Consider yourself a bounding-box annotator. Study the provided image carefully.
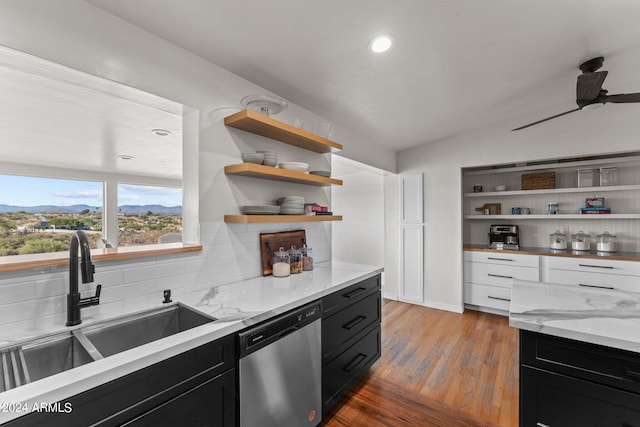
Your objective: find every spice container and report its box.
[272,247,290,277]
[571,231,591,251]
[596,231,616,252]
[302,244,314,271]
[549,230,567,250]
[548,202,559,215]
[289,246,303,274]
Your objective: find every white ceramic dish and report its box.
[241,205,281,215]
[279,162,309,172]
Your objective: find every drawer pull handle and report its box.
[343,287,366,298]
[343,353,367,373]
[625,367,640,382]
[536,423,551,427]
[578,263,614,269]
[487,257,514,262]
[488,296,511,302]
[487,273,513,279]
[343,315,367,330]
[578,283,614,290]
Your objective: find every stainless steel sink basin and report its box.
[81,304,215,357]
[22,332,95,382]
[0,304,216,391]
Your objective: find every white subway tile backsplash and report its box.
[0,221,332,330]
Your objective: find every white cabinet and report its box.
[546,256,640,293]
[399,173,425,304]
[464,251,540,314]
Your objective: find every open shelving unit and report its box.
[465,214,640,220]
[223,109,343,223]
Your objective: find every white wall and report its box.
[397,102,640,311]
[331,156,387,289]
[0,0,394,329]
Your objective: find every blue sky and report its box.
[0,175,182,207]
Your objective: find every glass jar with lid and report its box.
[571,231,591,251]
[272,247,290,277]
[549,230,567,250]
[301,244,314,271]
[289,245,303,274]
[596,231,616,252]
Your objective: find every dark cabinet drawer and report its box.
[322,291,380,362]
[322,324,381,412]
[521,330,640,394]
[323,274,380,316]
[521,365,640,427]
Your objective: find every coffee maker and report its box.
[489,224,520,250]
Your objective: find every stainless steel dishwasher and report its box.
[238,301,322,427]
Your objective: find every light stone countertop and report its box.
[0,260,383,423]
[509,279,640,353]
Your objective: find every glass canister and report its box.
[599,167,617,186]
[272,246,290,277]
[302,244,314,271]
[289,245,303,274]
[596,232,616,252]
[549,230,567,250]
[571,231,591,251]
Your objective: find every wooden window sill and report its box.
[0,243,203,273]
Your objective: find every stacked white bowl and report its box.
[277,196,305,215]
[257,150,278,167]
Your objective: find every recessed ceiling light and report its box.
[117,154,135,160]
[368,34,395,54]
[151,128,172,137]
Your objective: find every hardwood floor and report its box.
[321,300,519,426]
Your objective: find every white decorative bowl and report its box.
[279,162,309,172]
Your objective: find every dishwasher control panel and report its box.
[238,301,322,357]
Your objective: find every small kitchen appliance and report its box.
[489,224,520,250]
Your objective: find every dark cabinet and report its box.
[321,274,381,414]
[520,330,640,427]
[6,334,236,427]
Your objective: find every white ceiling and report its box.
[0,45,183,179]
[85,0,640,152]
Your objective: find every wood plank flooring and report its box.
[320,300,519,426]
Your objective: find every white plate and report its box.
[279,162,309,172]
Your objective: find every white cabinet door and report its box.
[399,224,424,303]
[399,173,423,224]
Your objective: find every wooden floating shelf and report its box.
[224,215,343,224]
[224,163,342,186]
[224,109,343,153]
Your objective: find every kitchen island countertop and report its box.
[0,260,382,423]
[509,279,640,353]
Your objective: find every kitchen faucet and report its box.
[66,230,101,326]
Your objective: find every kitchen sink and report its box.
[0,304,216,392]
[81,304,215,357]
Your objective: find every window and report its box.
[0,175,184,256]
[0,175,103,256]
[117,184,182,247]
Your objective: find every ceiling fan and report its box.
[512,56,640,131]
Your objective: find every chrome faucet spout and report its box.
[66,230,101,326]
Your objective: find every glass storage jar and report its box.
[272,247,290,277]
[596,231,616,252]
[289,246,303,274]
[301,244,314,271]
[599,167,617,186]
[571,231,591,251]
[549,230,567,250]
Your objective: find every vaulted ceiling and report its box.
[86,0,640,151]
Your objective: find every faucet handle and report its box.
[94,284,102,300]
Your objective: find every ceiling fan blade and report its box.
[601,92,640,103]
[511,108,581,131]
[577,71,608,101]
